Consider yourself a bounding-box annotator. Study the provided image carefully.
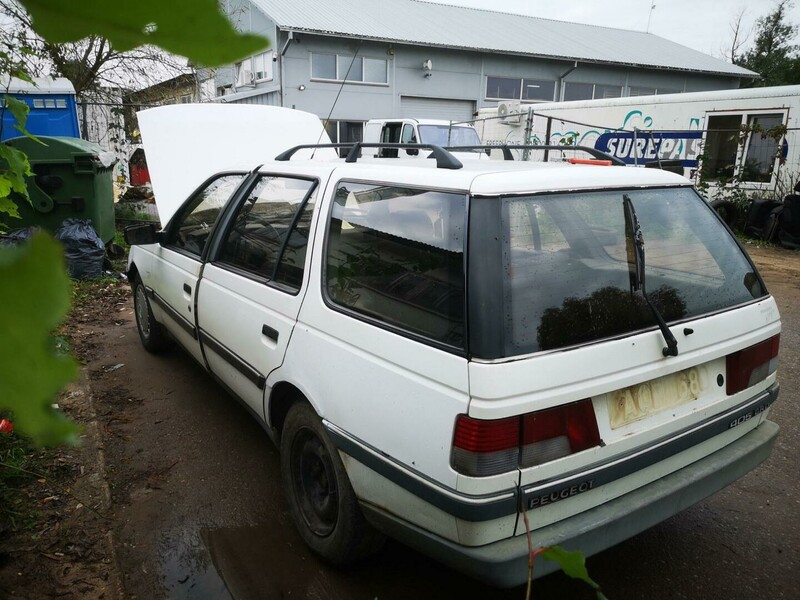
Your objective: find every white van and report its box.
[363,118,481,157]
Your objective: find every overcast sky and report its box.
[432,0,800,59]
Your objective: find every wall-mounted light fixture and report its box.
[423,59,432,78]
[298,84,306,91]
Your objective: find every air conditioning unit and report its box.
[236,68,255,88]
[497,101,523,126]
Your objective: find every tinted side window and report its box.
[326,183,466,348]
[168,174,245,257]
[217,175,316,290]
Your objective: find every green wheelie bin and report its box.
[1,136,116,244]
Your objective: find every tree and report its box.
[0,0,189,100]
[735,0,800,86]
[0,0,268,445]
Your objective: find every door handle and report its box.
[183,283,192,295]
[262,324,279,342]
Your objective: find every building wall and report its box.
[217,0,743,120]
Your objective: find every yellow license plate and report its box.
[609,367,701,429]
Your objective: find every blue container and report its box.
[2,77,80,140]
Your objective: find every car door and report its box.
[146,173,248,365]
[196,174,319,420]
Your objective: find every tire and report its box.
[281,402,384,565]
[133,279,169,353]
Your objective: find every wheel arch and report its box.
[267,380,316,442]
[127,261,140,286]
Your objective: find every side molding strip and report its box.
[148,289,197,339]
[325,424,518,522]
[199,329,266,390]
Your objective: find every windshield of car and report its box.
[418,125,480,147]
[468,187,766,359]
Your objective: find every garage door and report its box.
[399,97,476,122]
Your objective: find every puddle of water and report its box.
[160,530,232,599]
[160,522,518,600]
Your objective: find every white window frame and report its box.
[561,82,622,102]
[310,53,388,86]
[702,109,788,188]
[485,76,556,102]
[235,51,274,87]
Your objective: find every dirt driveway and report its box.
[8,244,800,599]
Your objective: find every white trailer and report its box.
[475,86,800,198]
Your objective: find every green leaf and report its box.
[0,144,32,201]
[0,192,20,218]
[0,234,79,445]
[20,0,270,67]
[4,95,39,141]
[541,546,600,590]
[6,96,29,125]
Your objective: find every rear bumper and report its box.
[361,418,779,589]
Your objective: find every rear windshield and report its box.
[468,187,766,359]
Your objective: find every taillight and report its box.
[726,335,780,395]
[452,415,519,477]
[452,400,601,477]
[522,400,601,467]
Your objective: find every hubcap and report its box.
[135,286,151,339]
[292,428,338,536]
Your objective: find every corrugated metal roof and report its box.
[251,0,756,78]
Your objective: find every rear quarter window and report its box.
[324,182,467,349]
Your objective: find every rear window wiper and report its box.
[623,194,679,357]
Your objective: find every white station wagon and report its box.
[125,106,780,588]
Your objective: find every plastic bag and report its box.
[55,218,105,280]
[0,226,41,247]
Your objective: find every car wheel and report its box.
[133,279,168,353]
[281,401,384,565]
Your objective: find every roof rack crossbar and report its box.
[445,144,625,166]
[275,143,463,170]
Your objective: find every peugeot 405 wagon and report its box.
[125,117,779,588]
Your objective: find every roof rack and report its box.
[444,144,625,166]
[274,142,463,170]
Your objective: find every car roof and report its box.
[255,156,691,196]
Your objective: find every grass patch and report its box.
[0,428,55,533]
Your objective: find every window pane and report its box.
[743,114,783,183]
[595,85,622,99]
[563,82,593,101]
[338,55,363,81]
[656,88,681,95]
[170,175,245,256]
[253,52,272,81]
[703,115,742,180]
[364,58,387,83]
[401,124,417,143]
[486,76,521,99]
[219,176,316,287]
[338,121,363,157]
[324,120,338,143]
[522,79,555,101]
[629,86,656,97]
[418,125,481,146]
[312,53,336,79]
[470,187,763,358]
[326,183,467,347]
